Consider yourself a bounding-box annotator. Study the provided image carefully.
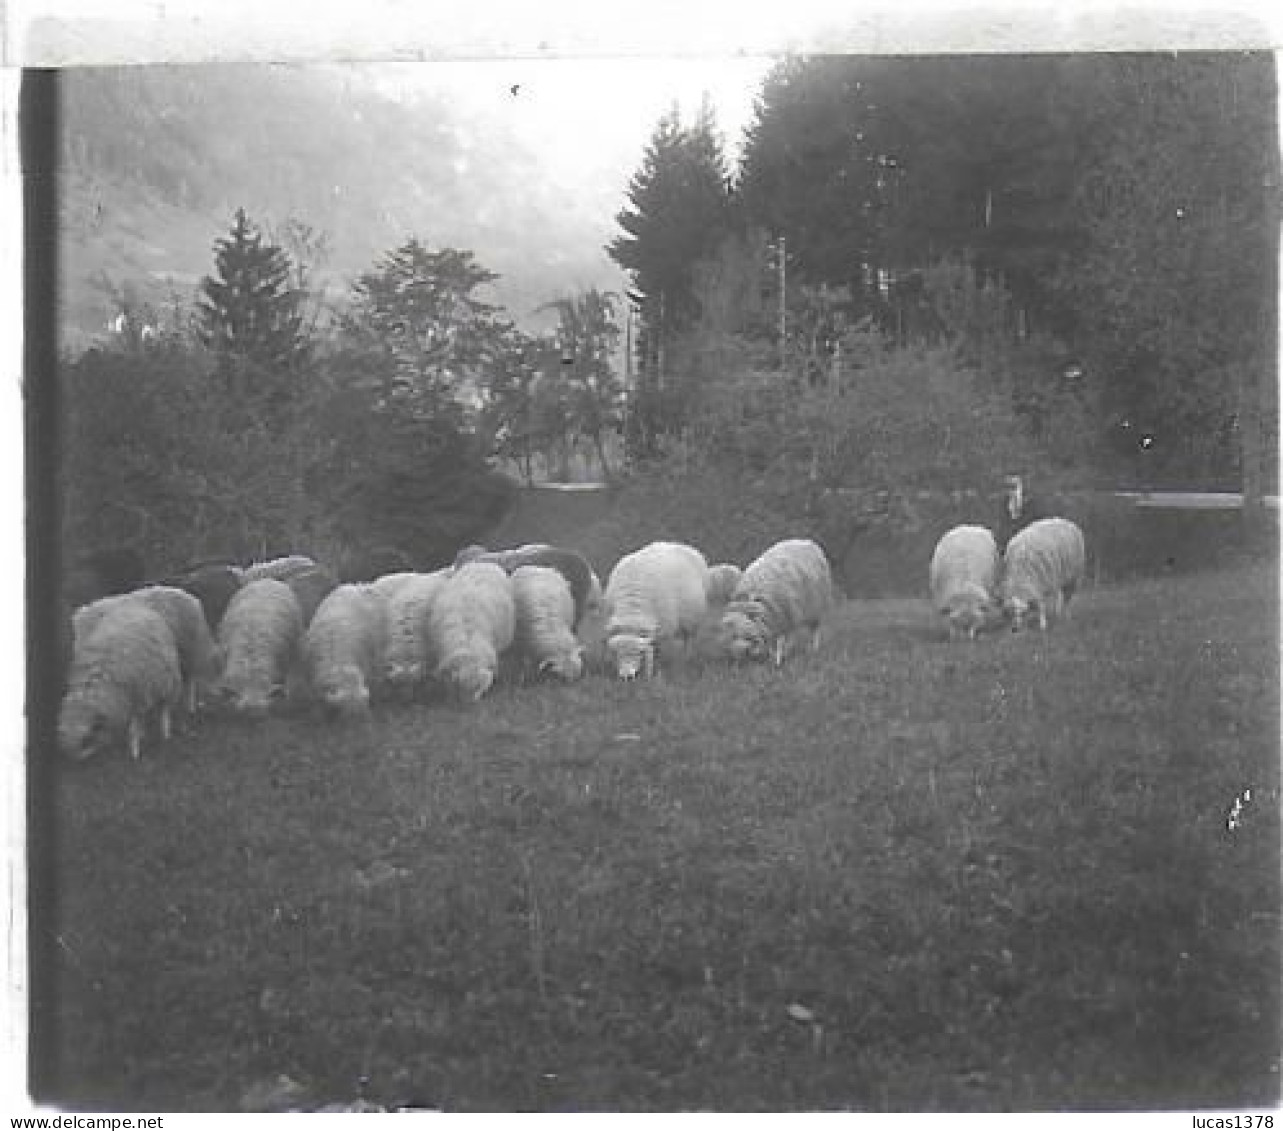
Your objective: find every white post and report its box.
[778,236,787,372]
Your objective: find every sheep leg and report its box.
[158,702,173,740]
[772,636,786,667]
[643,642,655,680]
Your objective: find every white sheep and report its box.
[603,541,709,680]
[999,517,1086,632]
[240,554,318,584]
[382,569,452,693]
[367,572,421,602]
[426,562,516,702]
[215,578,306,716]
[74,585,220,713]
[452,544,490,568]
[512,565,585,681]
[720,538,834,666]
[705,562,743,606]
[302,584,390,716]
[60,601,182,761]
[929,525,1002,642]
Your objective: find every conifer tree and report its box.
[608,100,733,451]
[197,208,308,375]
[610,104,732,340]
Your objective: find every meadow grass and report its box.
[38,560,1279,1111]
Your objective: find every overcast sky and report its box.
[371,55,774,167]
[363,55,776,257]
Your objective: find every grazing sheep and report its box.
[159,562,243,633]
[216,578,306,717]
[59,601,182,761]
[929,525,1002,642]
[302,584,390,716]
[283,564,340,627]
[720,538,834,666]
[74,586,220,713]
[999,517,1086,632]
[240,554,318,584]
[512,565,585,681]
[427,562,515,702]
[452,544,490,568]
[368,572,421,602]
[705,562,743,606]
[470,545,603,630]
[603,541,709,680]
[382,569,452,693]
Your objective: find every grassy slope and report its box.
[41,561,1279,1111]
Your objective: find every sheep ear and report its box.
[538,658,556,675]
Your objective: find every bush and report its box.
[59,335,516,588]
[683,328,1042,495]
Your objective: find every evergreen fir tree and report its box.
[608,101,733,452]
[609,102,732,345]
[197,208,308,374]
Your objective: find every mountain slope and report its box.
[57,64,626,349]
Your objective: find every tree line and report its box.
[62,208,624,578]
[608,52,1279,500]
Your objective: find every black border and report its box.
[24,67,62,1102]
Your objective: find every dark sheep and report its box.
[158,563,244,634]
[468,545,601,631]
[282,565,340,628]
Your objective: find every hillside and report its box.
[56,64,626,350]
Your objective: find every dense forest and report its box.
[610,52,1279,499]
[56,53,1279,590]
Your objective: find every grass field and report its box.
[35,559,1280,1111]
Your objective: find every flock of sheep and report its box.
[57,516,1085,763]
[931,516,1086,640]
